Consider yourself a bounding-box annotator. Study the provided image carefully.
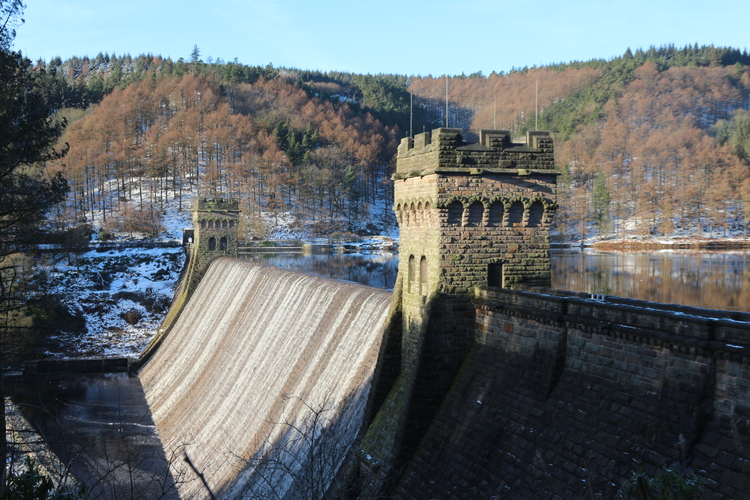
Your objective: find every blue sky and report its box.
[12,0,750,76]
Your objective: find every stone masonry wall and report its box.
[394,287,750,499]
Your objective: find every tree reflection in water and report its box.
[552,249,750,312]
[240,253,399,290]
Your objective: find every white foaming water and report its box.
[140,259,391,499]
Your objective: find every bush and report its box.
[17,297,86,335]
[1,457,87,500]
[120,309,142,325]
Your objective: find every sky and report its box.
[11,0,750,76]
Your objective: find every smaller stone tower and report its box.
[190,198,240,287]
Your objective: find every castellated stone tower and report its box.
[394,127,557,298]
[358,128,558,495]
[190,198,240,290]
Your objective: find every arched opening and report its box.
[488,202,504,227]
[509,201,525,227]
[488,263,504,288]
[208,237,216,251]
[229,220,234,228]
[408,255,415,293]
[219,237,228,251]
[419,256,428,295]
[467,201,484,227]
[447,200,463,226]
[200,220,206,229]
[527,201,544,227]
[222,220,228,229]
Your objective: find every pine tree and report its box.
[0,1,69,489]
[592,170,611,237]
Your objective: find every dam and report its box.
[139,259,392,498]
[10,128,750,499]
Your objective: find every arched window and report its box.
[509,201,524,227]
[488,263,504,288]
[208,237,216,251]
[220,237,228,251]
[419,256,428,295]
[208,220,214,229]
[467,201,484,227]
[222,220,228,229]
[488,202,504,227]
[447,200,463,226]
[527,201,544,227]
[408,255,415,293]
[200,220,206,229]
[229,220,234,228]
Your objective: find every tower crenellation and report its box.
[396,128,556,176]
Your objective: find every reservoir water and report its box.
[242,249,750,312]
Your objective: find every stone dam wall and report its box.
[392,288,750,499]
[139,258,392,499]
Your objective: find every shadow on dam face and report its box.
[11,372,179,499]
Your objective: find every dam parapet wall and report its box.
[391,287,750,499]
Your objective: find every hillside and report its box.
[407,46,750,241]
[34,44,750,241]
[43,57,409,239]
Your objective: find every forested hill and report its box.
[408,45,750,240]
[41,45,750,240]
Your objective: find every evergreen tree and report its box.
[592,170,611,237]
[0,1,69,490]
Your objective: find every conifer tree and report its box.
[592,170,611,237]
[0,1,69,488]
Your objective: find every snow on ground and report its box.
[45,246,185,358]
[46,178,399,359]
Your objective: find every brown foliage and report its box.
[410,64,750,239]
[50,74,398,232]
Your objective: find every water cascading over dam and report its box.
[139,258,392,499]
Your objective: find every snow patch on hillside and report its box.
[45,246,184,358]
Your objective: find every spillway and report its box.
[140,258,392,499]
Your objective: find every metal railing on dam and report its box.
[139,258,392,499]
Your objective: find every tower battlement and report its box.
[395,128,555,177]
[194,198,240,212]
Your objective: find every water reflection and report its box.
[240,252,399,289]
[551,249,750,312]
[11,372,177,499]
[240,249,750,312]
